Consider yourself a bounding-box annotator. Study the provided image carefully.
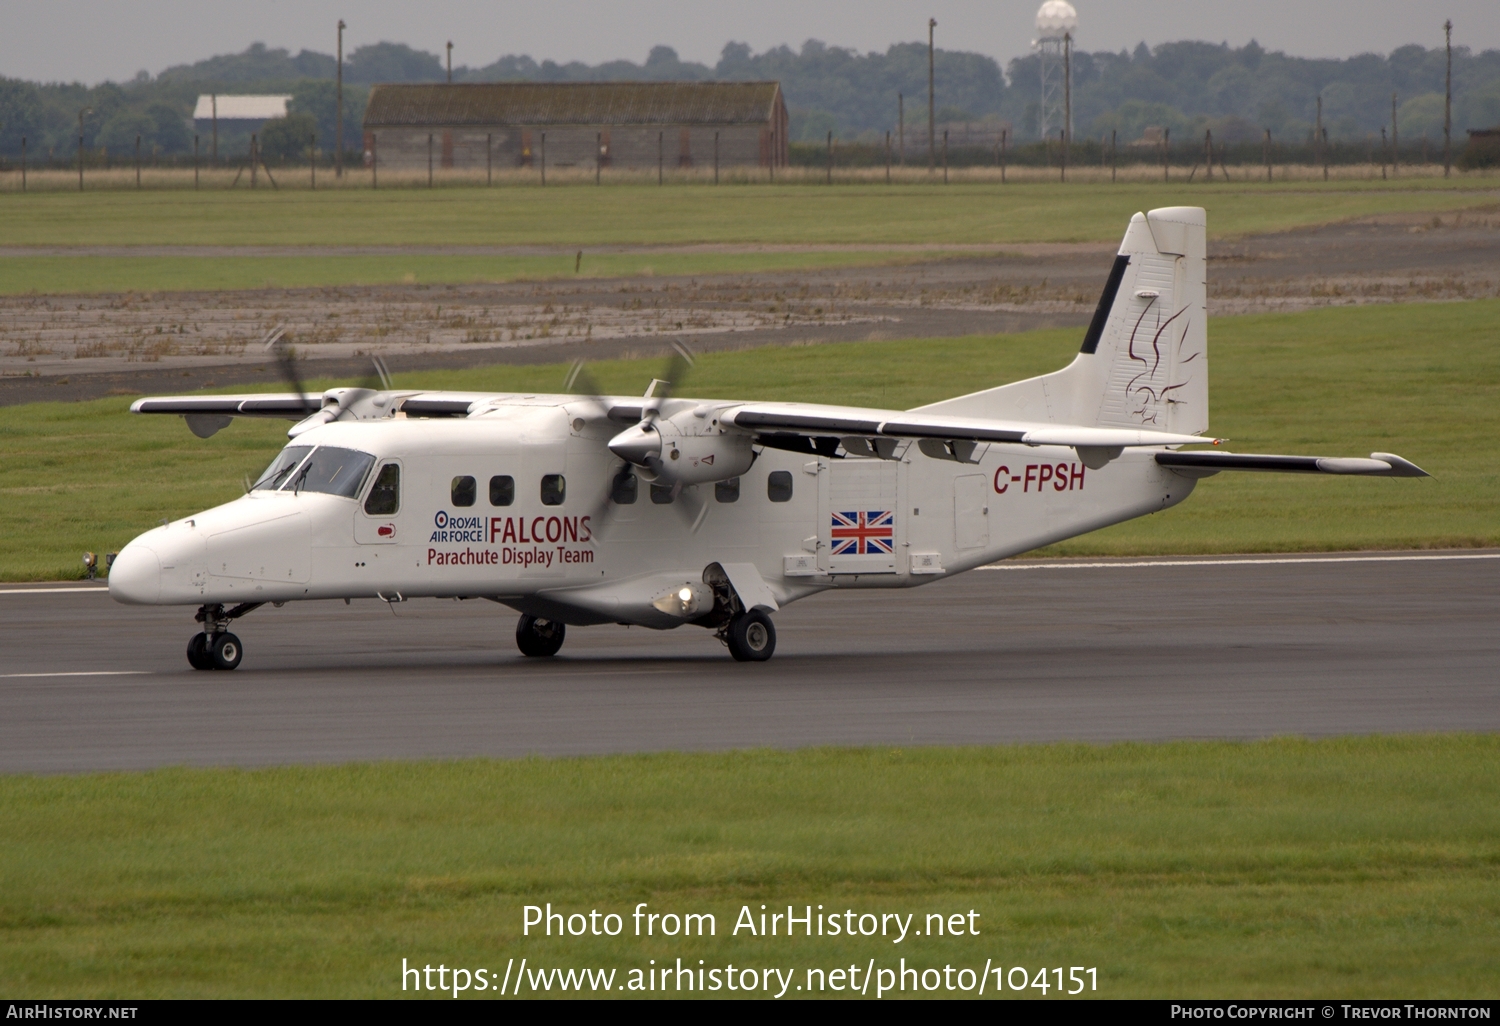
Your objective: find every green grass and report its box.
[0,250,956,295]
[2,299,1495,581]
[2,736,1497,998]
[2,181,1495,250]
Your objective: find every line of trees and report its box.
[2,37,1498,159]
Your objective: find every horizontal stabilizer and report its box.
[1156,451,1429,477]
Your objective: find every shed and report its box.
[360,82,788,171]
[193,94,293,134]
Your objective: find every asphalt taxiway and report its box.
[1,552,1496,774]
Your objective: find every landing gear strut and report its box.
[516,614,566,657]
[188,602,261,671]
[724,609,776,662]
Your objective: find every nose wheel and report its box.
[516,614,566,657]
[187,603,261,671]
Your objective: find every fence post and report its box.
[193,134,199,189]
[1204,129,1213,181]
[827,130,833,184]
[135,135,141,188]
[20,136,25,192]
[310,133,316,189]
[251,134,258,189]
[714,131,720,184]
[1264,129,1272,182]
[886,131,892,183]
[1001,129,1007,184]
[372,133,378,189]
[428,133,434,187]
[1111,129,1116,183]
[487,133,493,186]
[1322,128,1329,181]
[1162,128,1170,182]
[658,131,663,185]
[943,130,949,184]
[1058,129,1064,183]
[596,132,602,185]
[78,134,84,191]
[541,132,546,186]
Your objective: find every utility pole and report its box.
[447,41,453,83]
[336,19,345,179]
[77,107,90,192]
[1443,20,1452,178]
[898,93,904,164]
[1391,93,1399,176]
[927,18,937,172]
[1063,32,1072,150]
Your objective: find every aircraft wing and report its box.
[720,403,1219,449]
[1156,451,1429,477]
[131,394,320,417]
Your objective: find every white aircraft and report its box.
[110,207,1426,669]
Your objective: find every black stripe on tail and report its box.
[1080,255,1131,354]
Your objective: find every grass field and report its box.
[2,181,1496,251]
[2,735,1497,998]
[0,250,960,295]
[1,298,1496,581]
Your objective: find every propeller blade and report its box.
[262,324,316,413]
[646,340,696,400]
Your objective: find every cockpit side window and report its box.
[292,447,377,499]
[251,446,313,492]
[364,463,401,515]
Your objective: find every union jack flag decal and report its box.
[830,510,895,556]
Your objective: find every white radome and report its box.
[1036,0,1078,39]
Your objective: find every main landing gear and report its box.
[188,602,262,671]
[516,614,566,658]
[723,609,776,662]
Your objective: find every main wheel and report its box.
[186,633,213,671]
[726,610,776,662]
[516,615,565,658]
[209,632,243,671]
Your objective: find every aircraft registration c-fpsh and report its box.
[111,207,1427,669]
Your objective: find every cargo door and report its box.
[822,459,899,574]
[954,474,990,550]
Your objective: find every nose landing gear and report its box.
[516,614,566,657]
[187,602,261,671]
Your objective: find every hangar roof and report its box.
[363,81,783,128]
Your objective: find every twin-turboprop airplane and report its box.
[110,207,1427,669]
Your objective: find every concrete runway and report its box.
[1,552,1496,774]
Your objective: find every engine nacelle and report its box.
[608,408,756,486]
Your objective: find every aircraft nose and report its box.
[108,542,161,605]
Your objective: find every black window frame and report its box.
[489,475,515,507]
[451,475,477,508]
[540,474,566,507]
[715,477,741,503]
[611,470,638,505]
[767,470,794,503]
[364,463,401,516]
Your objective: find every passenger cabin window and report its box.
[767,471,793,503]
[611,470,638,505]
[451,475,477,507]
[650,483,675,505]
[489,475,515,507]
[252,446,312,492]
[715,477,740,503]
[364,463,401,515]
[540,474,566,506]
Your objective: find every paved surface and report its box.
[1,552,1496,774]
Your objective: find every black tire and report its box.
[516,615,566,658]
[209,632,243,671]
[186,633,213,671]
[726,610,776,662]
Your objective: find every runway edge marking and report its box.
[982,553,1500,571]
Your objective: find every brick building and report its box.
[361,81,789,172]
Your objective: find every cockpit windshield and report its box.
[251,445,377,499]
[252,446,313,491]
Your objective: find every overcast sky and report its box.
[5,1,1498,85]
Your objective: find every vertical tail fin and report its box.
[916,206,1209,437]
